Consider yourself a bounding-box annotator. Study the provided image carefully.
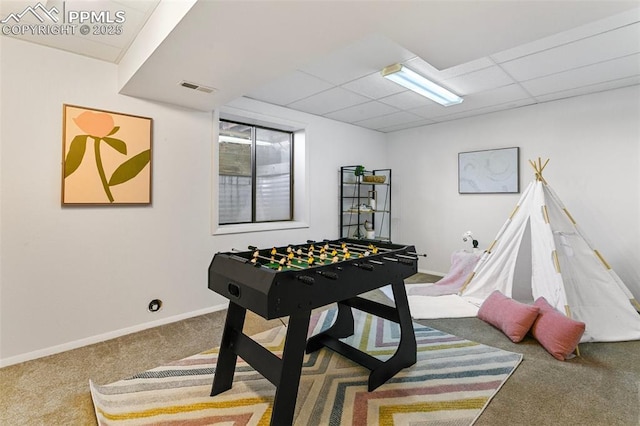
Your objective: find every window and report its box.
[218,120,293,224]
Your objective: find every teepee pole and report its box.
[459,272,476,293]
[563,208,577,224]
[541,205,550,224]
[594,250,612,270]
[529,157,549,184]
[552,250,561,273]
[540,158,549,173]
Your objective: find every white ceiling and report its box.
[3,1,639,133]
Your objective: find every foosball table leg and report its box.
[305,279,417,392]
[211,303,312,425]
[270,311,312,425]
[306,302,354,353]
[210,301,246,396]
[367,279,417,391]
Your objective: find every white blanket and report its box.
[380,284,479,319]
[407,251,480,297]
[408,294,479,319]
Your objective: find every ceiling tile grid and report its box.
[324,101,399,123]
[286,87,370,116]
[340,73,406,99]
[246,70,334,106]
[378,90,436,110]
[497,23,640,82]
[534,75,640,103]
[354,110,426,131]
[242,6,640,133]
[241,5,640,132]
[521,53,640,97]
[4,1,638,131]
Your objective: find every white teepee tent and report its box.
[460,158,640,343]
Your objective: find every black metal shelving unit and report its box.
[339,166,392,242]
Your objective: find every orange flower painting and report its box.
[62,105,152,205]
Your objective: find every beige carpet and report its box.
[4,275,638,425]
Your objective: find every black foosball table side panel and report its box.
[208,254,275,319]
[208,241,418,320]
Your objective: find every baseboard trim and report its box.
[418,268,446,277]
[0,302,229,368]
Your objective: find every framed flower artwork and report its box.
[62,104,152,205]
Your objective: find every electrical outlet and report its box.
[148,299,162,312]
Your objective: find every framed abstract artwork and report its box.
[62,104,152,205]
[458,147,519,194]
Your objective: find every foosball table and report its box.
[208,238,420,425]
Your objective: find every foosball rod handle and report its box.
[407,252,427,257]
[297,275,315,285]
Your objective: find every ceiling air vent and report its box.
[179,80,215,94]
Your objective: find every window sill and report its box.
[214,220,309,236]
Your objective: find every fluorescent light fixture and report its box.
[381,64,463,106]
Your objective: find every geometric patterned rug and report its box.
[90,308,522,425]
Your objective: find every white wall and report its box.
[387,85,640,300]
[0,38,387,365]
[2,35,638,366]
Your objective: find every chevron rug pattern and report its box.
[90,308,522,425]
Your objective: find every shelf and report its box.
[342,182,389,186]
[340,166,391,242]
[343,209,389,214]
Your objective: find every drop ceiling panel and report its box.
[287,87,369,115]
[414,84,532,119]
[46,0,159,62]
[492,8,640,64]
[378,118,436,133]
[467,84,534,108]
[408,102,455,119]
[443,65,515,95]
[245,71,333,106]
[0,0,158,62]
[15,33,123,62]
[355,111,424,130]
[324,101,399,122]
[299,34,416,85]
[54,0,152,49]
[429,98,537,123]
[426,57,497,80]
[522,53,640,96]
[500,23,640,81]
[378,90,436,109]
[534,75,640,103]
[340,72,406,99]
[389,2,640,70]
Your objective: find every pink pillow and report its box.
[531,297,585,360]
[477,290,540,342]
